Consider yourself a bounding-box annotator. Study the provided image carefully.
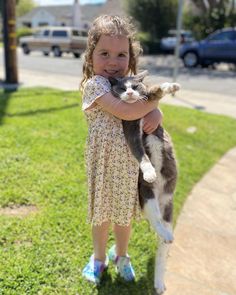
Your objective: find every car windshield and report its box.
[207,31,235,42]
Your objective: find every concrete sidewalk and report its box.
[1,69,236,295]
[165,147,236,295]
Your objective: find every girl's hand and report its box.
[142,108,163,134]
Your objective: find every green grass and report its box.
[0,87,236,295]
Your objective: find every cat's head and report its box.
[109,71,148,103]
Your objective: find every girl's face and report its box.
[92,34,130,79]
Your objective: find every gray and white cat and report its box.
[109,71,179,295]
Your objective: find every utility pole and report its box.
[172,0,184,83]
[3,0,18,87]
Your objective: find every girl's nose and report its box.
[108,57,118,66]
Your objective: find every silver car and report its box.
[19,26,88,58]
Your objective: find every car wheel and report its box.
[73,53,80,58]
[53,46,62,57]
[43,52,49,56]
[183,51,199,68]
[22,44,30,55]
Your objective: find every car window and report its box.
[52,30,68,37]
[43,30,50,37]
[72,30,88,37]
[208,31,235,42]
[34,30,44,37]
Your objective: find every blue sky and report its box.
[34,0,106,5]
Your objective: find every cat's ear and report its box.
[108,77,119,86]
[134,70,148,82]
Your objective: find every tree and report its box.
[0,0,20,16]
[16,0,36,17]
[124,0,178,40]
[184,0,236,39]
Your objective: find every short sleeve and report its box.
[82,75,111,111]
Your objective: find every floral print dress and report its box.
[82,75,142,226]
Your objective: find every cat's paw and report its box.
[155,282,166,295]
[143,168,157,183]
[160,82,180,95]
[156,222,174,243]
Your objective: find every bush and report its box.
[16,27,33,42]
[137,31,161,55]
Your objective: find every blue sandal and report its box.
[108,245,135,281]
[82,254,109,284]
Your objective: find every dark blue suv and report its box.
[179,28,236,67]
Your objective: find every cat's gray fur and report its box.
[109,71,179,295]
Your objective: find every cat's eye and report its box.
[132,85,138,90]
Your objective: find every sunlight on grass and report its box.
[0,88,236,294]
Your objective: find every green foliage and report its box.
[16,0,36,17]
[184,0,236,39]
[16,27,33,42]
[0,88,236,293]
[124,0,178,40]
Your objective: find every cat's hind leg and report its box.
[139,183,173,243]
[155,195,173,294]
[143,198,173,243]
[154,223,172,295]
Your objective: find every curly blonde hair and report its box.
[80,15,142,90]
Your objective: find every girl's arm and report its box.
[96,92,158,121]
[143,108,163,134]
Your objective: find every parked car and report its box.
[19,26,88,58]
[179,27,236,68]
[160,29,195,53]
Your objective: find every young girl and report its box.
[81,15,162,284]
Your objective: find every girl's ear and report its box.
[134,70,148,82]
[108,77,119,86]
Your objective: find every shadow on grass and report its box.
[4,103,79,118]
[96,256,156,295]
[0,89,12,126]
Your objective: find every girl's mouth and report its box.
[105,70,119,76]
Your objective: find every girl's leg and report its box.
[113,223,132,256]
[111,223,135,281]
[92,221,110,262]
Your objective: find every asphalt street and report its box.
[0,47,236,96]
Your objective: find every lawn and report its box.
[0,87,236,295]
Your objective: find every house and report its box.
[17,0,126,30]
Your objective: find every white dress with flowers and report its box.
[82,75,141,226]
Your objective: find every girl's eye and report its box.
[101,52,108,57]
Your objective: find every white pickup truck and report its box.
[19,26,88,58]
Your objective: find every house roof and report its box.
[99,0,127,17]
[18,4,104,23]
[18,1,126,25]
